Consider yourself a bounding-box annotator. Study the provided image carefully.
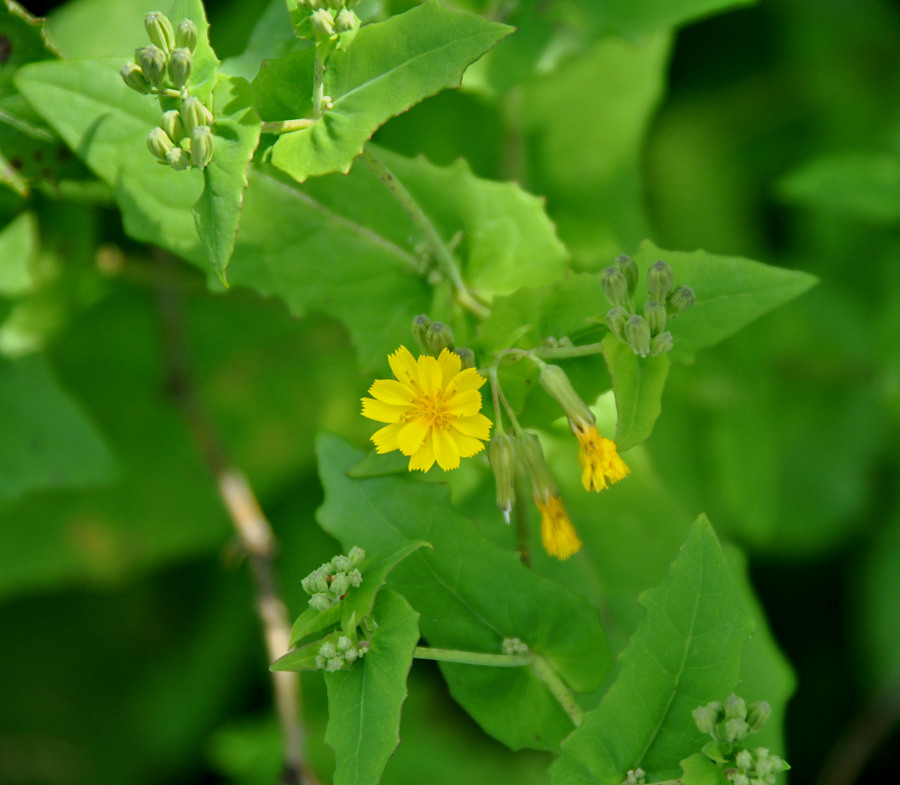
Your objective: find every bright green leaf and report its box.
[268,1,512,182]
[324,589,420,785]
[0,211,37,296]
[679,753,729,785]
[550,516,754,785]
[288,603,342,650]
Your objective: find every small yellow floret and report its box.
[573,423,630,492]
[536,495,581,560]
[361,346,492,472]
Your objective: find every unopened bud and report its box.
[348,546,365,565]
[335,8,360,33]
[347,569,362,587]
[310,8,335,36]
[605,306,628,335]
[308,592,336,611]
[411,314,432,353]
[121,62,151,94]
[333,554,352,572]
[425,321,454,355]
[747,700,772,732]
[539,364,594,426]
[336,635,353,652]
[601,265,630,307]
[319,641,337,659]
[325,655,344,671]
[180,96,214,133]
[649,331,673,356]
[344,646,359,662]
[724,694,748,721]
[145,11,175,53]
[736,749,754,770]
[647,260,674,300]
[624,315,651,357]
[168,47,192,89]
[667,285,696,316]
[175,18,198,52]
[304,565,331,594]
[146,127,174,161]
[330,572,350,597]
[160,109,183,142]
[455,347,476,369]
[616,253,638,297]
[692,702,722,735]
[166,147,191,171]
[643,299,667,336]
[489,434,517,523]
[136,45,167,88]
[724,717,749,744]
[189,125,214,169]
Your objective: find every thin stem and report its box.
[361,147,490,320]
[414,646,532,667]
[530,655,584,727]
[534,342,607,360]
[312,51,325,120]
[262,119,316,134]
[513,472,531,567]
[489,365,504,432]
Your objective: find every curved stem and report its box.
[535,341,607,360]
[361,147,490,320]
[530,654,584,727]
[414,646,532,667]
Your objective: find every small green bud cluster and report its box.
[602,255,695,358]
[693,695,788,785]
[501,637,529,656]
[297,0,361,58]
[122,12,215,172]
[410,314,476,368]
[315,635,370,671]
[300,546,365,611]
[622,769,646,785]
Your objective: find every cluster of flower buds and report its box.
[121,12,215,171]
[602,254,695,357]
[622,769,646,785]
[300,0,362,41]
[693,694,789,785]
[315,634,370,672]
[411,314,476,369]
[300,546,365,611]
[501,637,529,656]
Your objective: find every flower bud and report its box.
[518,432,558,501]
[724,717,749,744]
[168,47,192,89]
[330,572,350,597]
[348,546,365,565]
[121,62,151,94]
[643,299,667,336]
[604,306,628,335]
[747,700,772,732]
[736,749,754,770]
[136,45,167,88]
[454,347,476,370]
[692,702,722,736]
[336,635,353,652]
[601,265,630,307]
[647,260,674,301]
[649,331,673,356]
[175,18,198,52]
[343,646,359,662]
[189,125,214,169]
[616,253,638,297]
[335,8,360,33]
[310,8,336,36]
[332,554,352,572]
[624,315,651,357]
[146,127,174,161]
[308,592,336,611]
[180,96,214,133]
[145,12,175,53]
[166,147,191,171]
[325,655,344,671]
[411,314,432,354]
[501,637,528,655]
[489,433,517,523]
[724,693,748,721]
[667,284,696,316]
[319,641,337,659]
[539,364,595,427]
[347,568,362,587]
[425,321,454,355]
[160,109,183,142]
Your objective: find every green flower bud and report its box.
[489,433,517,523]
[335,8,360,33]
[624,315,651,357]
[333,554,352,572]
[731,775,750,785]
[136,45,167,88]
[303,565,331,594]
[643,299,667,336]
[160,109,184,142]
[308,592,335,611]
[605,306,629,335]
[501,637,528,655]
[348,546,365,565]
[616,253,638,297]
[330,572,350,597]
[189,125,214,169]
[724,717,750,744]
[336,635,353,652]
[649,331,673,357]
[347,568,362,587]
[175,18,198,52]
[667,284,696,316]
[411,314,432,353]
[518,432,559,501]
[747,700,772,732]
[736,749,754,770]
[724,693,748,721]
[343,646,359,662]
[325,655,344,671]
[539,364,594,427]
[425,321,455,355]
[318,641,337,659]
[310,8,335,36]
[601,265,630,307]
[121,62,151,94]
[166,147,191,171]
[315,654,326,669]
[145,12,175,53]
[692,702,722,736]
[647,259,674,301]
[168,47,192,89]
[455,347,476,370]
[180,96,214,133]
[146,127,174,162]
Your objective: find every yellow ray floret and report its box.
[536,495,581,560]
[361,346,492,472]
[573,423,630,492]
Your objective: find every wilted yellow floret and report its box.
[573,423,630,492]
[536,495,581,560]
[361,346,492,472]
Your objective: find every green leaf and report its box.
[268,1,512,182]
[0,352,117,503]
[324,589,420,785]
[679,753,729,785]
[193,74,261,282]
[630,240,818,363]
[0,211,37,297]
[316,433,613,751]
[601,334,670,451]
[288,603,342,650]
[777,152,900,223]
[550,516,754,785]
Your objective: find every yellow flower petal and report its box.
[408,440,435,472]
[536,495,581,560]
[445,389,483,416]
[416,354,442,395]
[361,397,408,423]
[447,367,486,395]
[574,424,630,492]
[388,345,418,385]
[432,426,460,470]
[397,417,430,455]
[436,348,461,383]
[452,413,493,440]
[369,378,414,405]
[450,430,487,458]
[371,421,405,453]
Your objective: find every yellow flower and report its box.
[362,346,492,472]
[573,423,630,492]
[536,495,581,560]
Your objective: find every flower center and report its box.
[410,391,451,430]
